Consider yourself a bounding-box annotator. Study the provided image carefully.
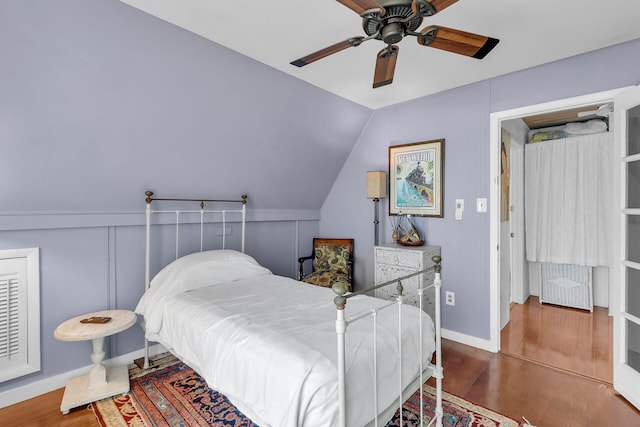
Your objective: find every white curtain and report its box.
[525,132,614,266]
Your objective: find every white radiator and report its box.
[540,263,593,311]
[0,248,40,383]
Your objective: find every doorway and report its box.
[498,101,616,383]
[490,85,640,410]
[488,87,629,352]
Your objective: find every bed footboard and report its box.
[333,256,443,427]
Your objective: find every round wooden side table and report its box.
[54,309,137,414]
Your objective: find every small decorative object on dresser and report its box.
[396,214,424,246]
[54,309,137,414]
[374,244,441,318]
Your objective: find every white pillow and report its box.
[150,249,270,293]
[136,250,272,332]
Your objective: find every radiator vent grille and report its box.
[0,275,21,358]
[0,249,40,383]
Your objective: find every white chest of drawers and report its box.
[374,244,441,318]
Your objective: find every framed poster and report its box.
[389,139,444,217]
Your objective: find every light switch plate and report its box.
[476,198,487,213]
[455,199,464,220]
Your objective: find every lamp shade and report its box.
[367,171,387,199]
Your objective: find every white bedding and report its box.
[136,250,435,427]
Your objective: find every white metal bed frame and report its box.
[141,191,247,369]
[333,263,444,427]
[141,191,444,427]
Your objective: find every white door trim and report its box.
[613,85,640,410]
[488,87,631,352]
[510,142,526,305]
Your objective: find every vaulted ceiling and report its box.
[120,0,640,109]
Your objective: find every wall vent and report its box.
[0,248,40,383]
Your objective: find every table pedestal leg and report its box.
[59,338,130,414]
[89,337,107,387]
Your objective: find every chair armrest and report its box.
[298,255,314,281]
[298,255,313,263]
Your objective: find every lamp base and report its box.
[373,198,380,246]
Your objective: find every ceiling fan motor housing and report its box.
[382,22,404,44]
[363,1,423,43]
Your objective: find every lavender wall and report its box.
[321,83,494,337]
[0,1,371,212]
[0,0,367,399]
[321,38,640,340]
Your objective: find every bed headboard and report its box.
[143,191,248,293]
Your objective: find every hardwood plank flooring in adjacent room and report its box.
[2,340,638,427]
[501,296,613,384]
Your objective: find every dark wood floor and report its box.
[501,296,613,383]
[438,341,639,427]
[2,340,639,426]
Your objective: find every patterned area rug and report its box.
[92,353,521,427]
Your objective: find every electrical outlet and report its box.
[445,291,455,306]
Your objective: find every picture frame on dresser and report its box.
[389,139,444,217]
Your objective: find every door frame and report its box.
[487,87,630,352]
[613,85,640,409]
[509,139,526,305]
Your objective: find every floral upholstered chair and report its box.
[298,238,354,291]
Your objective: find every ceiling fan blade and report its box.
[337,0,384,16]
[291,37,365,67]
[428,0,460,13]
[412,0,459,16]
[373,45,399,88]
[417,25,499,59]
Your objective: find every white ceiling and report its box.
[120,0,640,109]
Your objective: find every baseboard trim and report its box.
[442,328,496,353]
[3,330,495,408]
[0,344,166,409]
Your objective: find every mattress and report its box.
[136,250,435,427]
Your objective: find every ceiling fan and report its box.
[290,0,500,88]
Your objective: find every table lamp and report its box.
[367,171,387,246]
